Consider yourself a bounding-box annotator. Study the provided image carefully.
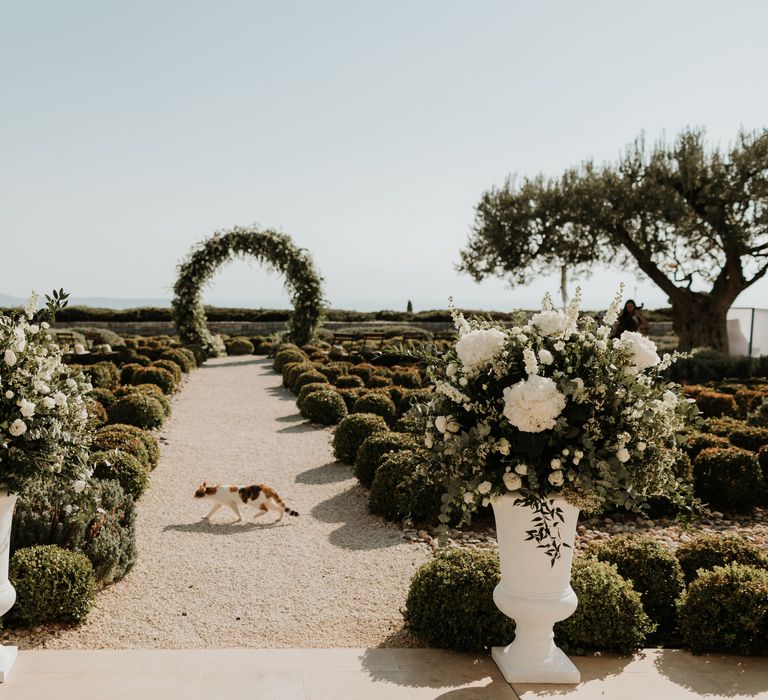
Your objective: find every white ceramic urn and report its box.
[0,490,18,682]
[491,492,580,684]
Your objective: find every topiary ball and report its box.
[85,397,108,427]
[696,391,739,418]
[335,374,365,389]
[354,431,415,487]
[369,450,441,524]
[729,426,768,453]
[554,557,654,654]
[392,370,422,388]
[675,533,768,584]
[366,375,392,388]
[292,370,329,395]
[108,393,167,429]
[678,563,768,655]
[284,362,315,389]
[90,387,116,410]
[91,449,150,499]
[8,545,96,627]
[152,359,182,384]
[99,424,160,469]
[352,392,397,425]
[226,337,255,356]
[587,535,685,644]
[296,382,330,410]
[404,549,515,651]
[300,389,349,426]
[693,447,762,512]
[348,363,377,383]
[131,366,177,395]
[159,348,196,372]
[332,413,389,464]
[92,428,150,471]
[684,432,730,460]
[273,348,308,373]
[83,361,120,390]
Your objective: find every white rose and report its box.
[502,375,567,433]
[477,481,492,495]
[28,324,39,334]
[446,363,458,378]
[34,380,51,394]
[53,392,67,407]
[530,309,567,337]
[9,419,27,436]
[538,349,554,365]
[548,471,565,487]
[64,504,73,514]
[445,416,460,433]
[73,480,87,493]
[5,390,13,399]
[459,377,468,387]
[637,441,646,452]
[497,438,511,455]
[619,331,660,373]
[503,472,523,491]
[574,450,584,459]
[463,492,475,504]
[550,458,561,470]
[19,398,36,418]
[514,463,528,476]
[66,378,77,389]
[596,339,607,352]
[41,322,50,330]
[617,447,630,463]
[4,349,17,366]
[455,328,507,373]
[42,396,56,409]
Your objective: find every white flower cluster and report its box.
[502,375,566,433]
[455,327,507,375]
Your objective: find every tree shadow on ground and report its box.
[275,413,303,423]
[311,484,403,551]
[163,519,292,535]
[265,385,297,403]
[277,422,325,434]
[295,461,351,485]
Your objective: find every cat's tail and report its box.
[284,507,299,517]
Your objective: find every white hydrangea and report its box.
[530,309,567,337]
[503,472,523,491]
[477,481,492,495]
[19,398,35,418]
[502,375,567,433]
[455,328,507,374]
[619,331,660,373]
[538,349,554,365]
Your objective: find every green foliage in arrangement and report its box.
[172,227,324,358]
[555,557,654,654]
[332,413,389,464]
[8,545,96,627]
[352,392,397,425]
[354,431,415,488]
[130,366,176,395]
[675,533,768,584]
[587,535,685,643]
[90,449,150,499]
[678,563,768,655]
[11,476,137,586]
[403,549,515,651]
[300,389,348,425]
[693,447,762,512]
[108,393,167,429]
[226,337,255,356]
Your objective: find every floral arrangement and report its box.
[412,287,699,561]
[0,291,93,494]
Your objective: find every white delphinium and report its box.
[619,331,660,373]
[502,375,567,433]
[523,348,539,375]
[455,328,508,374]
[599,283,625,335]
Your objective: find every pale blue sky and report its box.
[2,1,767,311]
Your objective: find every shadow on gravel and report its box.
[311,485,402,551]
[265,386,297,403]
[163,520,292,535]
[295,462,350,485]
[275,413,303,423]
[201,358,268,368]
[278,422,323,433]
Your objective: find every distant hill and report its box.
[0,292,171,309]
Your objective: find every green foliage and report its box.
[114,383,172,417]
[729,426,768,452]
[130,366,176,394]
[120,362,143,384]
[403,549,515,651]
[316,362,349,382]
[85,397,108,427]
[300,389,348,425]
[82,361,120,390]
[92,428,150,471]
[696,392,739,418]
[555,557,653,654]
[11,476,137,586]
[392,370,422,388]
[366,374,392,388]
[369,450,439,523]
[334,374,365,389]
[108,393,167,429]
[352,392,397,425]
[587,535,685,644]
[704,415,748,437]
[292,370,329,395]
[749,398,768,427]
[348,364,377,383]
[354,431,415,487]
[8,545,96,627]
[332,413,389,464]
[283,361,315,389]
[678,563,768,655]
[225,337,255,356]
[693,447,762,512]
[296,382,329,410]
[91,449,150,499]
[675,533,768,584]
[152,359,182,384]
[99,424,159,469]
[90,387,116,409]
[159,348,196,373]
[172,227,324,358]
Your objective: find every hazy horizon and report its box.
[3,1,767,312]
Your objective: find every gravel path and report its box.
[10,357,429,649]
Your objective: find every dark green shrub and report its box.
[91,449,150,500]
[749,398,768,428]
[675,533,768,583]
[696,391,739,418]
[348,363,377,383]
[404,549,515,651]
[759,446,768,482]
[284,362,315,389]
[90,387,116,409]
[11,477,137,586]
[273,348,308,373]
[735,389,766,417]
[335,387,364,410]
[152,359,182,384]
[296,382,329,410]
[120,362,143,384]
[317,362,350,382]
[729,426,768,452]
[555,557,653,654]
[300,389,349,425]
[160,348,196,372]
[85,397,108,426]
[8,545,96,626]
[587,535,684,643]
[226,337,255,355]
[352,392,397,425]
[684,432,730,459]
[99,424,160,469]
[704,416,748,437]
[134,354,153,366]
[368,450,429,522]
[292,370,329,395]
[131,366,176,395]
[253,340,273,355]
[108,393,167,429]
[366,375,392,388]
[82,361,120,390]
[355,431,415,487]
[678,563,768,654]
[335,374,365,389]
[693,447,762,512]
[114,384,172,417]
[332,413,388,463]
[393,370,422,388]
[394,388,434,415]
[92,428,150,470]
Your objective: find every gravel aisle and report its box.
[21,357,430,649]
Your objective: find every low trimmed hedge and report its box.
[693,447,762,512]
[675,533,768,584]
[300,389,349,425]
[91,449,150,500]
[108,393,167,429]
[332,413,388,464]
[354,431,415,487]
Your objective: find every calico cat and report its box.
[194,481,299,523]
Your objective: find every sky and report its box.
[1,0,767,312]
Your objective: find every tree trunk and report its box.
[671,294,732,353]
[559,266,568,307]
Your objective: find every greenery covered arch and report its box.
[172,226,324,359]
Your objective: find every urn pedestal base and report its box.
[0,645,17,683]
